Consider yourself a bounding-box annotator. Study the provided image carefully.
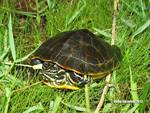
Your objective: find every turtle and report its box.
[30,29,122,90]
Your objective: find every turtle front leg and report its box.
[68,72,92,87]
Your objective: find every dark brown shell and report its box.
[32,29,122,77]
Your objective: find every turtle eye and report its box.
[43,62,49,67]
[31,59,42,65]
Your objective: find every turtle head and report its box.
[30,58,58,73]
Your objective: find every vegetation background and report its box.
[0,0,149,113]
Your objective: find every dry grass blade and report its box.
[3,62,32,68]
[94,0,119,112]
[94,74,112,113]
[12,81,42,94]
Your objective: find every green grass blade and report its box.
[47,0,51,8]
[14,10,36,17]
[121,104,131,113]
[50,96,62,113]
[1,7,36,17]
[121,0,142,17]
[127,105,139,113]
[8,14,16,61]
[85,85,91,113]
[0,48,9,61]
[140,0,146,17]
[23,102,44,113]
[121,18,135,28]
[62,102,86,112]
[15,46,39,63]
[93,28,111,38]
[139,82,150,113]
[0,29,9,61]
[48,101,54,113]
[46,0,55,9]
[4,87,11,113]
[129,65,139,113]
[102,103,112,113]
[132,19,150,39]
[4,29,8,52]
[65,0,86,27]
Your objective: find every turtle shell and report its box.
[32,29,122,78]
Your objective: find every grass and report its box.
[0,0,150,113]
